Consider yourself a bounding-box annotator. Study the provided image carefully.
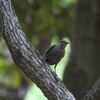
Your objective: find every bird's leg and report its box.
[54,64,57,73]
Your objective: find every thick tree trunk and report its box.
[0,0,75,100]
[63,0,100,100]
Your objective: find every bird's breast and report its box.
[46,48,65,65]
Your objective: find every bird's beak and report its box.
[66,42,69,44]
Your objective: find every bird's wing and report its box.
[44,45,56,56]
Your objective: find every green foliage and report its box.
[12,0,77,41]
[0,38,22,88]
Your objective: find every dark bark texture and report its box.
[83,78,100,100]
[0,0,76,100]
[63,0,100,100]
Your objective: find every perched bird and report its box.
[44,40,69,72]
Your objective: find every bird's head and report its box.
[58,40,69,49]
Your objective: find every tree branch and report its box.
[83,78,100,100]
[0,0,75,100]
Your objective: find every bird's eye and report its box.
[60,40,64,43]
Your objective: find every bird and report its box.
[44,40,69,72]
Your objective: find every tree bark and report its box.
[0,0,75,100]
[63,0,100,100]
[83,78,100,100]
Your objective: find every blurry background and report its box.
[0,0,100,100]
